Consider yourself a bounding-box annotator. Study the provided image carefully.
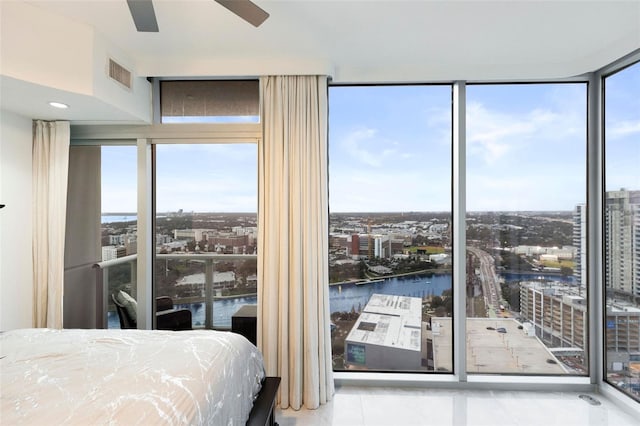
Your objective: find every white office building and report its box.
[344,294,422,370]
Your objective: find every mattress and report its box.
[1,328,265,425]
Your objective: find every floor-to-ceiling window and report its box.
[327,82,593,375]
[328,84,452,372]
[604,60,640,401]
[465,83,588,375]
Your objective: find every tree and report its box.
[560,266,574,276]
[237,259,257,287]
[215,261,236,273]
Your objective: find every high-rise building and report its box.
[605,190,640,296]
[573,203,587,288]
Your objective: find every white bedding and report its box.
[1,328,265,425]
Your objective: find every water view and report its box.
[107,271,573,329]
[101,214,137,224]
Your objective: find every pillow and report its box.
[115,290,137,323]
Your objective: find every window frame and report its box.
[463,81,590,377]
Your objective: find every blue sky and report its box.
[465,83,587,211]
[328,85,452,212]
[101,144,257,213]
[330,67,639,212]
[605,64,640,193]
[101,65,639,214]
[329,83,589,212]
[101,146,137,213]
[155,144,257,213]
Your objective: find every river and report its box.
[101,215,137,224]
[107,272,572,328]
[328,273,452,313]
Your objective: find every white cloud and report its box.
[425,105,451,128]
[329,167,451,212]
[467,172,585,212]
[156,173,256,212]
[102,187,137,213]
[466,97,585,168]
[329,84,588,212]
[466,102,534,165]
[341,127,398,167]
[609,120,640,138]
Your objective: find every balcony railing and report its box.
[93,253,258,329]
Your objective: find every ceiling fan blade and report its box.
[214,0,269,27]
[127,0,159,32]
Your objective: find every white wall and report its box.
[0,110,33,330]
[0,1,152,123]
[92,34,153,123]
[0,1,93,95]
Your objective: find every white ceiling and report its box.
[2,0,640,123]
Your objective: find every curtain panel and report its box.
[258,75,334,410]
[32,120,70,328]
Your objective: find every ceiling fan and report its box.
[126,0,269,32]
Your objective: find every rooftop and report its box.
[431,317,568,375]
[345,294,422,352]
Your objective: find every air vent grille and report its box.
[108,59,132,89]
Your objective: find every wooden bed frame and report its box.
[247,376,280,426]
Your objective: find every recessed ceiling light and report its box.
[48,101,69,109]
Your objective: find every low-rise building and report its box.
[606,302,640,371]
[519,281,587,350]
[344,294,423,370]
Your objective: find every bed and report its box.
[1,328,278,425]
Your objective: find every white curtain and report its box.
[32,120,70,329]
[258,75,334,410]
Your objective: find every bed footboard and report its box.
[246,376,280,426]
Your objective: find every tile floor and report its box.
[275,386,639,426]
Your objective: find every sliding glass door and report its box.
[153,143,258,329]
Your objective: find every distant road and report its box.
[467,246,501,315]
